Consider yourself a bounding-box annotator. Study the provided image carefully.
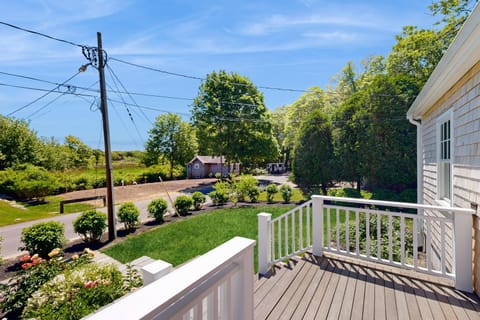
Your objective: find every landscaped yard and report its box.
[103,205,295,271]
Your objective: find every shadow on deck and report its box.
[254,253,480,320]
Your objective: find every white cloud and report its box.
[238,6,403,37]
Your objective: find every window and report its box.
[194,163,200,169]
[437,111,452,203]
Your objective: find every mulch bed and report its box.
[0,201,297,283]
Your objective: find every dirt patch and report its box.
[60,178,217,204]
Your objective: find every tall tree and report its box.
[293,109,335,195]
[145,113,198,179]
[64,135,93,168]
[271,105,290,166]
[0,116,41,169]
[191,70,278,169]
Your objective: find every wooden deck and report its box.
[254,253,480,320]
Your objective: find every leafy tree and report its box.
[354,74,418,189]
[192,70,279,169]
[293,110,335,195]
[271,105,290,167]
[387,26,445,85]
[283,87,325,153]
[145,113,198,179]
[0,116,42,169]
[64,135,93,168]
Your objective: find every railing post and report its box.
[230,239,255,320]
[258,213,271,275]
[312,196,323,256]
[454,211,473,292]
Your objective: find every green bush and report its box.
[266,184,278,203]
[20,221,66,258]
[0,248,92,316]
[192,192,206,210]
[0,165,60,200]
[147,198,168,223]
[139,164,186,183]
[117,202,140,231]
[73,176,90,190]
[327,188,362,198]
[235,175,258,202]
[331,214,413,261]
[279,184,293,203]
[174,195,193,216]
[247,186,260,203]
[73,210,107,243]
[21,263,142,320]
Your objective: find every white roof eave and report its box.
[407,3,480,120]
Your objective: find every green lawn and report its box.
[0,197,94,226]
[257,188,305,203]
[103,205,295,271]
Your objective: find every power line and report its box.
[6,71,83,116]
[0,82,96,97]
[106,64,152,126]
[0,21,85,48]
[110,57,311,93]
[105,65,148,145]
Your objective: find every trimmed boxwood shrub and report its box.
[192,192,206,210]
[247,186,260,203]
[147,198,168,223]
[117,202,140,231]
[280,184,292,203]
[266,184,279,203]
[73,210,107,243]
[20,221,66,258]
[174,195,193,216]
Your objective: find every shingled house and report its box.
[187,156,240,178]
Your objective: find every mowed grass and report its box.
[257,188,305,203]
[103,205,294,271]
[0,197,94,226]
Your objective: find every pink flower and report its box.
[84,280,98,289]
[20,255,31,263]
[21,262,32,269]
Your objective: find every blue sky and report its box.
[1,0,438,150]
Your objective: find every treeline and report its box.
[273,0,476,196]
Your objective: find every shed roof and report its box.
[407,3,480,119]
[189,156,225,165]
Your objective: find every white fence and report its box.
[87,237,256,320]
[258,195,475,292]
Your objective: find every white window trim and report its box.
[193,163,200,169]
[436,110,453,206]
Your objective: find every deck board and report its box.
[254,252,480,320]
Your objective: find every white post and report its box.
[231,241,255,320]
[454,211,473,292]
[312,196,323,256]
[258,213,271,275]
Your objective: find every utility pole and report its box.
[97,32,116,241]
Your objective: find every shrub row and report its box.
[209,175,293,206]
[0,164,186,200]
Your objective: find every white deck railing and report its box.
[87,237,256,320]
[258,195,475,292]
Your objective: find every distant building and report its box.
[187,156,240,179]
[266,163,286,174]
